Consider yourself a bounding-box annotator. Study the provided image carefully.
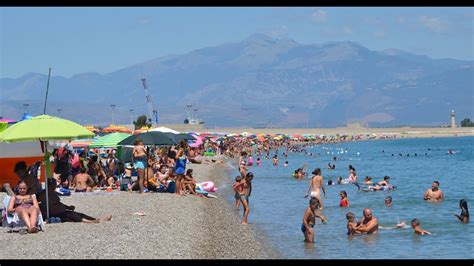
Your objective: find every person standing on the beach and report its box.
[424,181,444,201]
[411,218,431,235]
[130,139,147,194]
[237,172,253,225]
[174,140,188,196]
[454,199,469,224]
[354,208,378,235]
[301,198,327,243]
[305,168,326,210]
[233,176,243,210]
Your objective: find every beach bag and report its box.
[71,153,81,168]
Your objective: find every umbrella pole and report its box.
[44,141,50,220]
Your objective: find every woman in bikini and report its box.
[7,181,40,233]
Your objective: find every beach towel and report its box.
[2,196,45,232]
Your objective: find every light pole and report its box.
[110,104,116,125]
[23,103,29,114]
[129,109,134,126]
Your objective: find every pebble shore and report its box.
[0,161,279,259]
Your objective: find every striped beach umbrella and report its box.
[89,132,131,148]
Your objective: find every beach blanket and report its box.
[2,196,45,232]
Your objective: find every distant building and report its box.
[451,110,456,128]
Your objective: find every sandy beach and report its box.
[0,161,279,259]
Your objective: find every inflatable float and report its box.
[196,181,217,192]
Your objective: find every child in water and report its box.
[256,157,261,166]
[283,161,288,167]
[302,198,327,243]
[339,191,349,207]
[346,212,359,235]
[247,156,253,166]
[411,218,431,235]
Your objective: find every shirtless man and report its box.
[424,181,444,201]
[305,168,326,210]
[71,167,95,192]
[301,198,327,243]
[355,208,378,235]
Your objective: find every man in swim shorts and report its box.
[355,208,378,235]
[424,181,444,201]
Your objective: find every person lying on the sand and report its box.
[37,178,112,224]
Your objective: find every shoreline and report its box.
[0,161,279,259]
[181,126,474,139]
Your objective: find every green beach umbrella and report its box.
[0,114,95,220]
[0,114,94,143]
[89,132,131,148]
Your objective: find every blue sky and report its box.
[1,7,473,78]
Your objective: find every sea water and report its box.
[228,136,473,259]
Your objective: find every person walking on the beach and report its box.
[454,199,469,224]
[423,181,444,201]
[305,168,326,210]
[354,208,378,235]
[411,218,431,235]
[301,198,327,243]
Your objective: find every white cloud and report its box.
[312,9,327,24]
[419,16,449,33]
[373,30,386,38]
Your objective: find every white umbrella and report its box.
[149,126,180,134]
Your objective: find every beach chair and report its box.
[1,195,45,233]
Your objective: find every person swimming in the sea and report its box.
[454,199,469,224]
[411,218,431,235]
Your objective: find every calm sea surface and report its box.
[226,136,473,259]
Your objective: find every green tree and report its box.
[133,115,152,129]
[460,118,474,127]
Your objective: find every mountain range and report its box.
[1,33,473,128]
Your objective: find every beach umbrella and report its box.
[117,131,177,146]
[149,126,180,134]
[0,118,16,124]
[70,139,94,148]
[0,114,94,219]
[84,125,99,133]
[89,132,131,148]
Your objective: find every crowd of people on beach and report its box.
[1,132,469,242]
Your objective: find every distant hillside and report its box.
[1,33,473,127]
